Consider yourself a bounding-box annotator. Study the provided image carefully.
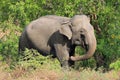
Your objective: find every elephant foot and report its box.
[61,60,70,70]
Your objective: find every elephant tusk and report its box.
[70,56,83,61]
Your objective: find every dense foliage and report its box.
[0,0,120,70]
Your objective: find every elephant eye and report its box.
[80,28,85,34]
[80,30,83,33]
[80,30,84,34]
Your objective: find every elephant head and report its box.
[59,15,97,61]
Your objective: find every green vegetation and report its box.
[0,0,120,79]
[17,49,61,70]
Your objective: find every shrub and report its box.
[0,18,22,64]
[110,59,120,71]
[17,49,61,70]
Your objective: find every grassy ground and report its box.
[0,62,120,80]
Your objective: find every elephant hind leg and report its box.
[19,31,30,53]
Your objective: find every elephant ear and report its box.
[59,24,72,40]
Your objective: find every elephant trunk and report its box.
[70,32,96,61]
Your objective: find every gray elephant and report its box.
[19,15,97,68]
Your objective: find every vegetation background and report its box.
[0,0,120,80]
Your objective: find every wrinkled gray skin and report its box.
[19,15,97,68]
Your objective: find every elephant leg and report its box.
[69,45,75,67]
[54,44,69,68]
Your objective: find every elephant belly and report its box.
[31,38,51,55]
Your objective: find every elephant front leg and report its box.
[54,44,69,68]
[69,45,75,67]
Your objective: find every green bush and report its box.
[0,19,21,62]
[110,59,120,71]
[18,49,60,70]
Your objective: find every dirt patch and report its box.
[0,29,10,39]
[11,69,61,80]
[0,63,12,80]
[0,28,21,39]
[0,62,120,80]
[27,70,60,80]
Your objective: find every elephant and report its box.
[19,15,97,68]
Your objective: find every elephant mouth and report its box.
[81,40,89,51]
[72,34,89,51]
[81,34,89,51]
